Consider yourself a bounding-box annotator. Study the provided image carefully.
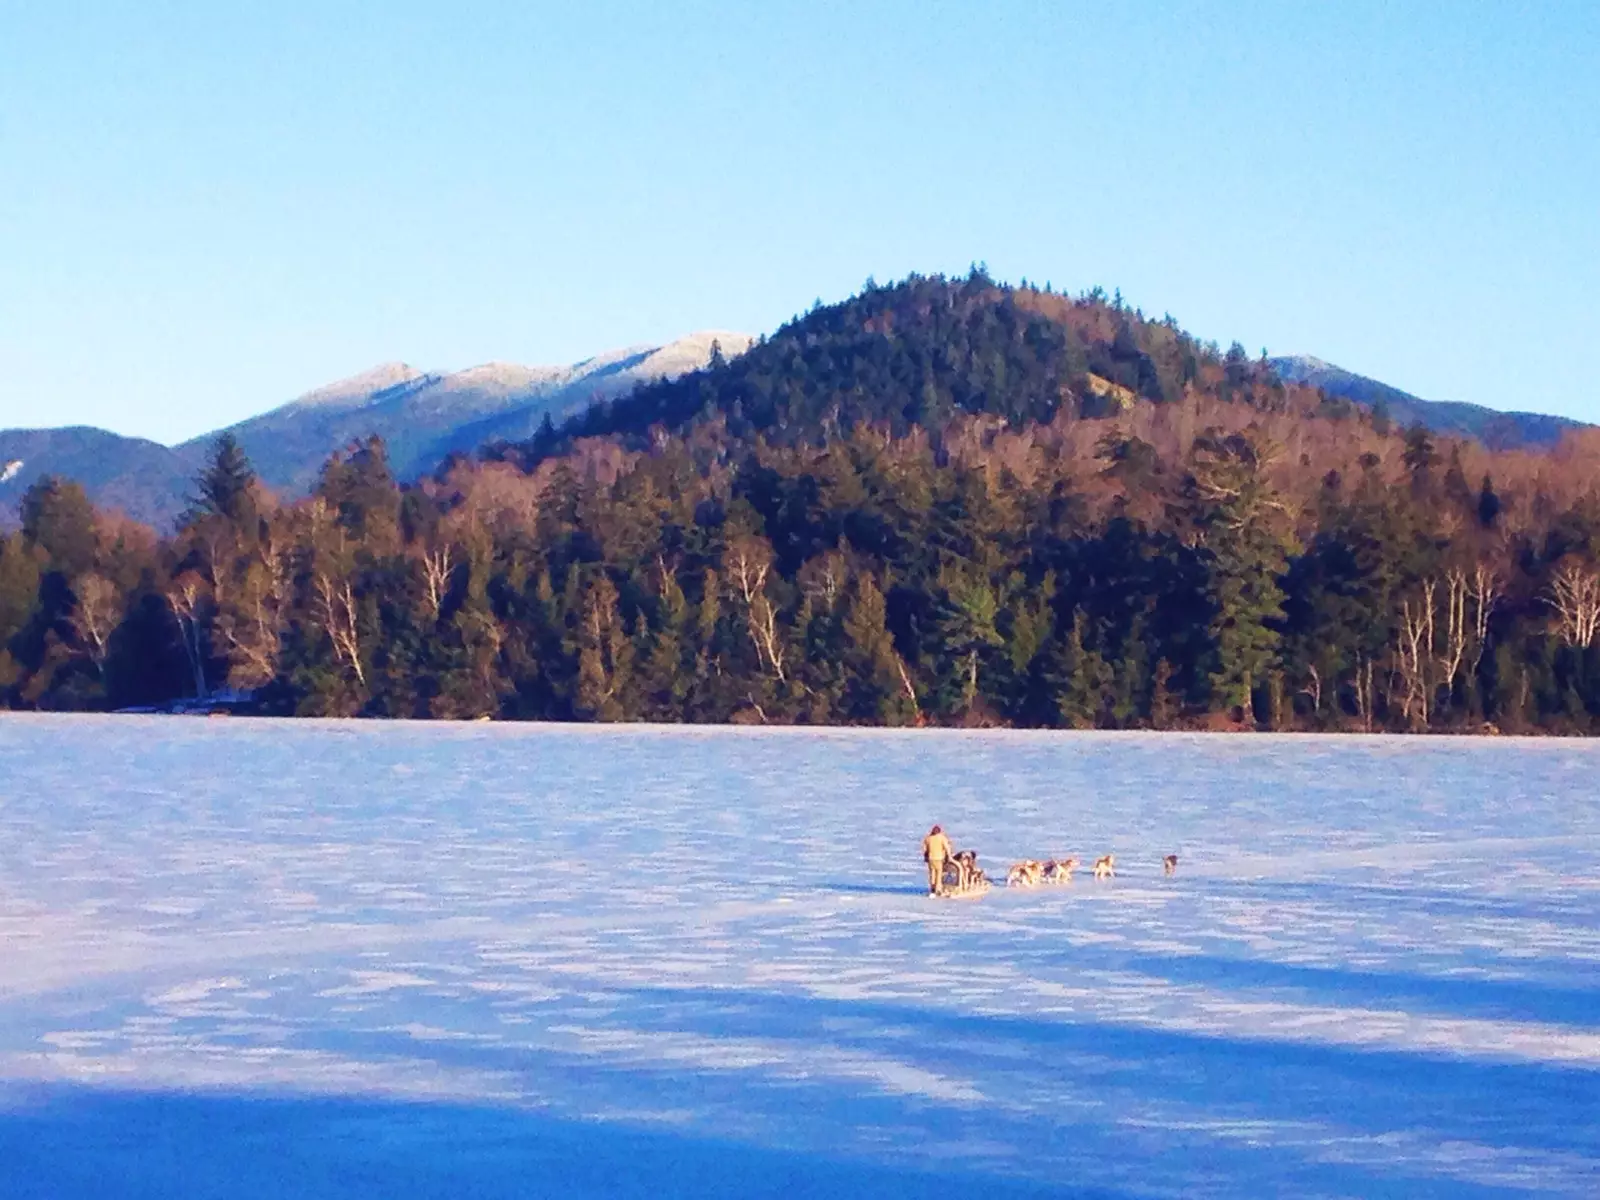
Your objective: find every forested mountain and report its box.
[6,272,1600,734]
[1268,355,1582,449]
[0,427,195,529]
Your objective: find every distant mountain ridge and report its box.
[183,330,756,498]
[1,326,1586,532]
[0,427,196,530]
[1267,355,1583,450]
[0,331,753,529]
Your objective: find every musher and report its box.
[922,823,954,895]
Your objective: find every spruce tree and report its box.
[187,433,258,527]
[1187,431,1291,719]
[20,476,97,579]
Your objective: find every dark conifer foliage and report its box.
[185,433,259,528]
[7,273,1600,732]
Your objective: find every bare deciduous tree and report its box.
[1395,580,1437,728]
[799,550,847,612]
[1298,663,1322,715]
[1353,656,1374,734]
[313,572,366,687]
[1441,571,1467,683]
[1548,562,1600,649]
[71,573,120,675]
[1468,565,1501,675]
[895,655,922,725]
[725,535,787,682]
[165,572,210,698]
[419,543,456,623]
[214,534,291,689]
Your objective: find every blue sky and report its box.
[2,1,1596,445]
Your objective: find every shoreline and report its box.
[0,710,1591,744]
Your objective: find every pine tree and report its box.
[841,572,918,724]
[1055,610,1110,728]
[20,476,97,579]
[186,433,258,528]
[932,562,1003,715]
[1186,430,1292,719]
[1477,474,1502,529]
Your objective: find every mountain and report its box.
[1266,355,1584,450]
[519,283,1588,470]
[3,313,1588,535]
[0,427,198,529]
[0,332,752,529]
[178,331,754,497]
[515,277,1282,458]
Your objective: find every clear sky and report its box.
[2,1,1596,445]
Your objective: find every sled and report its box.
[931,881,991,900]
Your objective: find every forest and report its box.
[6,271,1600,733]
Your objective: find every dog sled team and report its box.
[922,825,1177,899]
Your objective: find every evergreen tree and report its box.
[186,433,258,528]
[1477,475,1502,529]
[1187,431,1290,718]
[841,572,918,724]
[20,476,97,579]
[1052,610,1110,728]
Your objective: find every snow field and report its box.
[0,718,1597,1197]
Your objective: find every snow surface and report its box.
[286,362,427,411]
[0,717,1597,1198]
[270,332,753,425]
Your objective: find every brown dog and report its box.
[1042,857,1080,884]
[1163,854,1178,876]
[1093,854,1116,880]
[1006,860,1044,888]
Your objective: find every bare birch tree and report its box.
[1468,565,1501,676]
[1548,562,1600,649]
[1395,579,1437,728]
[725,534,787,683]
[71,573,120,675]
[419,543,456,623]
[165,572,209,698]
[213,533,291,689]
[1440,569,1469,700]
[313,571,366,687]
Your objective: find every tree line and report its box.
[6,274,1600,732]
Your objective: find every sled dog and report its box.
[1043,856,1079,883]
[1007,860,1044,888]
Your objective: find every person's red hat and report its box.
[930,824,942,834]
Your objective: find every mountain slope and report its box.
[0,427,197,529]
[514,276,1262,459]
[1267,356,1583,449]
[515,286,1589,465]
[184,331,754,495]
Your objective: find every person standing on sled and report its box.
[922,824,954,895]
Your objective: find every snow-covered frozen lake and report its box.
[1,716,1597,1198]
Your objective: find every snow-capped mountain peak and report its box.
[287,363,427,411]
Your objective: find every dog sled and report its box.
[934,850,992,899]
